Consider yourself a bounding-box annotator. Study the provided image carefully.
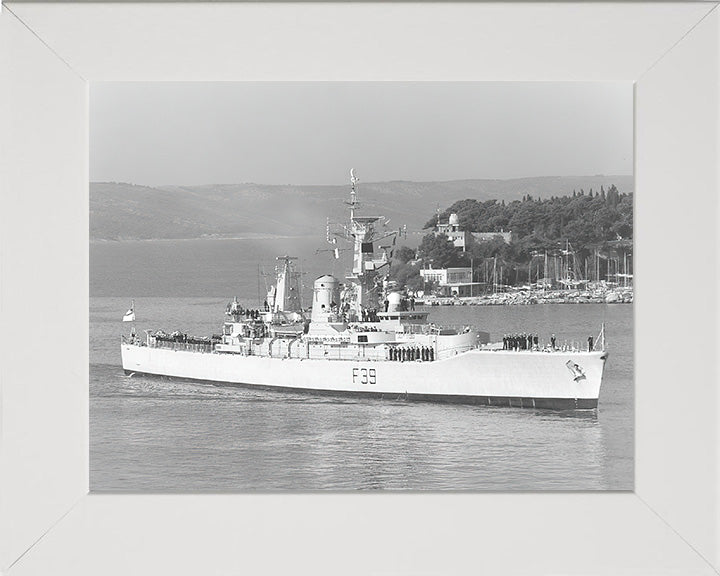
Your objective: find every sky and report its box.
[90,82,633,187]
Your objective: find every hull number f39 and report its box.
[352,367,377,385]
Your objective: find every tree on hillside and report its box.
[417,234,468,268]
[390,188,633,291]
[467,236,510,261]
[390,260,424,293]
[393,245,416,265]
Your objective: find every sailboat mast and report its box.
[596,249,599,283]
[624,251,628,288]
[493,257,497,293]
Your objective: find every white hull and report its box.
[121,344,607,409]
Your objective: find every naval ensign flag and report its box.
[123,301,135,322]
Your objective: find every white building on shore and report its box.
[419,266,483,297]
[435,213,513,250]
[434,213,472,251]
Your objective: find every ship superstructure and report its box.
[121,170,608,409]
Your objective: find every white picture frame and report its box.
[1,2,718,574]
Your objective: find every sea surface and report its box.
[90,237,633,491]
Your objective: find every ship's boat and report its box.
[121,170,608,409]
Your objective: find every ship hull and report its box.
[121,344,607,409]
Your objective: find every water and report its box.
[90,238,633,491]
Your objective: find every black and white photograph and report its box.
[8,1,720,573]
[90,81,633,491]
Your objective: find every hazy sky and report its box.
[91,82,632,187]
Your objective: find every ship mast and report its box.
[349,168,359,221]
[341,169,397,318]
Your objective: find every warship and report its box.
[121,170,608,409]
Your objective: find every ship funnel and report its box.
[311,275,341,322]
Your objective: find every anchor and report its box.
[565,360,586,382]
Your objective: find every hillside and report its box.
[90,175,633,241]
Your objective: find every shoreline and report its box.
[421,289,633,306]
[89,234,320,244]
